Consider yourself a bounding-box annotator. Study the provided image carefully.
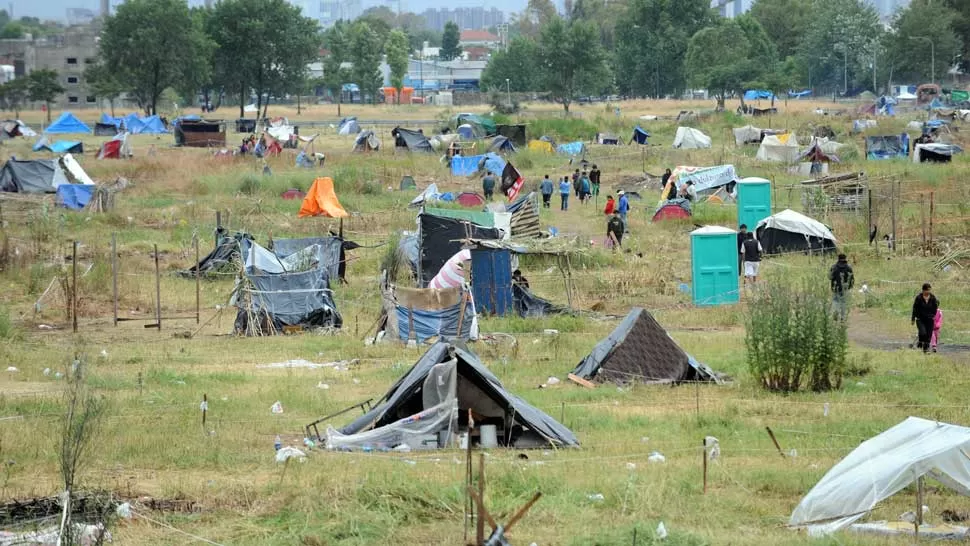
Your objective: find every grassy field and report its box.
[1,98,969,545]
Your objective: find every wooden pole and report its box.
[71,240,78,334]
[916,474,924,539]
[929,191,934,254]
[920,193,926,256]
[112,233,118,327]
[154,243,162,331]
[194,235,200,324]
[215,211,222,249]
[765,426,785,458]
[890,181,897,252]
[464,413,473,543]
[201,393,207,430]
[702,437,708,494]
[476,453,485,545]
[867,187,873,245]
[455,292,469,337]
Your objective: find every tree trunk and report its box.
[46,102,51,123]
[297,92,301,114]
[109,98,115,117]
[562,99,570,113]
[239,85,245,119]
[337,92,341,117]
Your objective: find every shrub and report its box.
[238,175,261,196]
[745,272,847,392]
[0,304,19,341]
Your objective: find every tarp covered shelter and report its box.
[1,119,36,139]
[487,135,516,153]
[512,284,570,318]
[331,342,579,450]
[97,133,131,159]
[756,133,800,162]
[32,137,83,154]
[571,307,718,384]
[504,191,542,239]
[174,117,226,147]
[913,143,962,163]
[496,124,526,145]
[450,153,506,178]
[352,130,380,152]
[865,134,910,160]
[392,127,433,152]
[455,192,486,208]
[799,138,841,163]
[557,141,585,156]
[756,209,837,255]
[94,122,119,136]
[410,184,442,208]
[0,158,69,193]
[418,212,501,287]
[124,113,167,134]
[55,183,95,210]
[661,165,738,203]
[44,112,91,134]
[178,230,250,279]
[744,89,775,101]
[376,281,475,344]
[733,125,763,145]
[596,133,621,145]
[790,417,970,536]
[672,127,711,149]
[455,114,496,136]
[337,117,361,135]
[527,139,553,153]
[298,177,349,218]
[271,236,352,283]
[630,126,650,145]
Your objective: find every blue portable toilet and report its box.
[690,226,739,306]
[470,247,513,316]
[737,177,771,231]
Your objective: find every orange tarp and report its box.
[298,177,349,218]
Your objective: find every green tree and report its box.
[538,18,609,112]
[614,0,714,98]
[749,0,810,60]
[0,21,23,39]
[84,62,126,116]
[208,0,320,119]
[408,29,440,53]
[513,0,558,38]
[100,0,213,115]
[943,0,969,71]
[687,20,761,110]
[1,78,29,118]
[480,37,539,92]
[440,21,462,60]
[322,20,352,115]
[797,0,882,94]
[886,0,962,85]
[569,0,625,51]
[350,21,384,103]
[386,29,410,104]
[0,9,9,28]
[27,69,64,123]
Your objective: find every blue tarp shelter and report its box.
[557,141,585,156]
[126,114,166,134]
[100,113,123,127]
[32,137,83,154]
[744,90,775,101]
[631,126,650,145]
[45,112,91,134]
[866,134,910,160]
[789,89,812,98]
[450,153,506,177]
[55,184,95,210]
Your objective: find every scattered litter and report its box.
[99,349,108,358]
[257,359,358,370]
[221,396,228,401]
[626,462,637,471]
[270,401,284,414]
[855,382,866,387]
[823,403,830,417]
[888,370,903,376]
[900,506,929,523]
[275,446,307,463]
[859,284,869,294]
[54,372,63,379]
[546,377,561,385]
[116,502,132,519]
[789,449,798,458]
[172,380,186,385]
[705,436,720,461]
[587,493,605,502]
[43,368,51,376]
[303,438,315,449]
[543,329,559,336]
[6,367,17,373]
[641,437,650,443]
[403,459,417,465]
[352,378,360,384]
[656,521,668,540]
[199,399,208,411]
[317,382,330,390]
[37,324,54,330]
[648,452,666,464]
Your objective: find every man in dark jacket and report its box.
[607,212,624,250]
[912,283,940,353]
[829,253,854,320]
[482,173,496,201]
[589,164,601,197]
[737,224,748,276]
[740,232,762,284]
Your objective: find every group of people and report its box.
[536,166,602,211]
[659,169,698,202]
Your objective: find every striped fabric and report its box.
[509,193,542,239]
[429,249,471,290]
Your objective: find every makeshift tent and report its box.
[178,230,249,278]
[557,141,585,156]
[652,199,692,222]
[852,119,878,133]
[423,207,511,236]
[429,133,459,152]
[270,236,350,283]
[661,165,738,203]
[330,342,579,450]
[913,143,962,163]
[672,127,711,149]
[94,122,119,136]
[392,127,433,152]
[97,133,131,159]
[418,212,502,287]
[0,119,36,139]
[100,113,123,128]
[55,183,95,210]
[410,184,442,208]
[790,417,970,537]
[630,126,650,145]
[457,124,479,140]
[124,114,167,134]
[487,136,516,153]
[733,125,763,145]
[596,133,621,145]
[429,249,471,290]
[59,154,94,186]
[756,209,837,255]
[571,307,719,384]
[756,133,800,162]
[232,239,342,335]
[798,138,840,163]
[512,284,570,318]
[527,139,553,153]
[455,192,486,207]
[496,124,526,145]
[865,134,910,159]
[174,118,226,147]
[337,117,360,135]
[455,114,496,136]
[0,158,69,193]
[32,137,83,154]
[298,177,349,218]
[44,112,91,134]
[352,130,380,152]
[450,155,484,177]
[376,281,475,343]
[744,89,775,101]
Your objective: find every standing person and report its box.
[661,168,672,189]
[590,164,601,197]
[740,232,762,284]
[559,176,571,211]
[579,171,591,204]
[604,195,616,215]
[572,169,581,197]
[539,175,554,208]
[679,180,697,202]
[931,308,944,353]
[617,190,630,231]
[482,172,496,201]
[829,253,854,321]
[512,269,530,289]
[607,211,624,250]
[911,283,940,353]
[737,224,747,275]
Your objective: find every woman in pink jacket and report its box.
[931,309,943,353]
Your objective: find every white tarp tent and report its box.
[757,209,836,243]
[733,125,762,145]
[756,133,800,162]
[672,127,711,149]
[790,417,970,537]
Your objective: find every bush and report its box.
[745,272,847,392]
[0,304,19,341]
[238,175,261,196]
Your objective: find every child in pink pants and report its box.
[931,309,943,352]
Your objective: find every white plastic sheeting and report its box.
[733,125,762,145]
[672,127,711,149]
[60,154,95,186]
[790,417,970,536]
[756,209,837,244]
[756,134,800,162]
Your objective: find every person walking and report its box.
[607,211,624,250]
[661,168,672,189]
[740,232,762,284]
[931,308,944,353]
[617,191,630,231]
[539,174,554,208]
[572,169,581,197]
[482,172,496,201]
[604,195,616,215]
[590,164,601,197]
[737,224,747,276]
[911,283,940,353]
[829,253,854,321]
[559,176,571,211]
[579,171,591,204]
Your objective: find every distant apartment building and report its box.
[711,0,910,20]
[420,7,504,32]
[0,25,102,108]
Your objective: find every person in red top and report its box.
[603,195,616,215]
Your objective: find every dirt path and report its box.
[848,317,970,357]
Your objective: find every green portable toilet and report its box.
[690,226,739,306]
[737,177,771,230]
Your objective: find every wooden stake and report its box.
[695,380,700,418]
[194,235,200,324]
[154,243,162,332]
[890,181,897,252]
[201,393,207,430]
[916,474,924,539]
[476,453,485,545]
[702,437,708,494]
[929,191,934,254]
[920,193,926,256]
[71,240,78,333]
[560,401,565,423]
[112,233,118,327]
[455,292,469,337]
[215,211,221,249]
[765,426,785,458]
[138,371,142,396]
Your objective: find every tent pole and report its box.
[916,475,924,535]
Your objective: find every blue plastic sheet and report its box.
[45,112,91,134]
[55,184,94,210]
[450,155,483,176]
[557,141,584,156]
[395,301,473,342]
[744,90,775,101]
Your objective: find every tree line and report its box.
[483,0,968,110]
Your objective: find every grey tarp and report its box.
[571,307,718,384]
[338,342,579,448]
[0,158,69,193]
[512,284,570,318]
[392,127,433,152]
[177,230,250,279]
[418,213,501,287]
[270,237,345,281]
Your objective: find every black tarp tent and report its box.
[0,158,69,193]
[392,127,433,152]
[513,284,570,318]
[496,124,527,146]
[418,213,501,287]
[571,307,718,384]
[487,135,517,153]
[178,229,249,279]
[334,342,579,449]
[94,123,119,136]
[755,209,837,255]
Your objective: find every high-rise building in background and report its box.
[420,7,504,32]
[710,0,910,20]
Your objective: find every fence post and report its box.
[72,240,78,334]
[215,211,221,249]
[194,235,201,324]
[929,191,934,254]
[920,193,926,256]
[154,243,162,331]
[890,181,897,253]
[702,437,708,494]
[112,233,118,327]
